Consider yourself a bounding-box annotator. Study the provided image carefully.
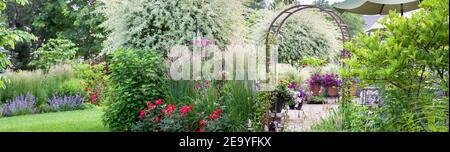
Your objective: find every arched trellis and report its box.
[264,5,351,131]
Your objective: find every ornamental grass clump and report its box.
[47,94,84,112]
[1,93,37,116]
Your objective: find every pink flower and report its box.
[155,117,159,123]
[195,83,201,92]
[203,80,210,88]
[139,110,146,119]
[155,99,163,105]
[188,105,193,111]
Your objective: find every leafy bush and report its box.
[103,48,169,131]
[1,93,37,116]
[314,0,449,132]
[74,62,109,104]
[47,94,84,112]
[58,79,85,96]
[29,39,78,72]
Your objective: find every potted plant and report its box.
[308,74,323,96]
[349,77,360,96]
[270,80,292,113]
[324,74,341,97]
[287,82,306,110]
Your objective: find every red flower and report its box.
[167,104,176,111]
[139,110,146,119]
[155,117,159,123]
[209,114,215,120]
[155,99,163,105]
[214,109,222,115]
[188,105,193,111]
[180,106,189,114]
[162,108,167,114]
[147,101,156,109]
[166,104,177,116]
[199,120,205,127]
[90,91,98,104]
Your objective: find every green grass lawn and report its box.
[0,109,109,132]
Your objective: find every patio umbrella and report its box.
[333,0,420,16]
[365,10,416,33]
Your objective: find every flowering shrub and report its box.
[75,62,108,105]
[103,48,169,131]
[132,98,230,132]
[1,93,37,116]
[47,94,84,112]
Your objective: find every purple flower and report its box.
[47,94,84,112]
[288,83,297,90]
[1,93,37,116]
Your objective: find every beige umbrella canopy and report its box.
[333,0,420,15]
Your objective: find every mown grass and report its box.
[0,109,108,132]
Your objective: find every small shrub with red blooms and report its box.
[132,98,230,132]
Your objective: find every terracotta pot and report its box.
[327,85,339,97]
[311,83,321,96]
[350,85,357,96]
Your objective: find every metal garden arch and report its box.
[264,5,351,131]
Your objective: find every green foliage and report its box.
[300,57,327,67]
[103,48,169,132]
[99,0,233,55]
[57,78,84,96]
[29,39,78,72]
[278,20,330,67]
[307,95,327,104]
[340,12,365,37]
[315,0,449,132]
[2,0,104,70]
[1,0,36,87]
[74,62,109,105]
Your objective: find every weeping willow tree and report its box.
[250,8,341,68]
[98,0,236,54]
[278,20,330,67]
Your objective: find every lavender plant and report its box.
[1,93,37,116]
[47,94,84,112]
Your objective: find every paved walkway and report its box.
[284,99,339,132]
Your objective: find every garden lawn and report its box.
[0,109,108,132]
